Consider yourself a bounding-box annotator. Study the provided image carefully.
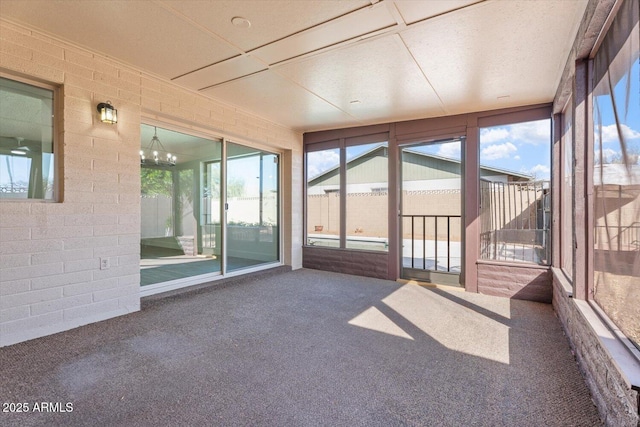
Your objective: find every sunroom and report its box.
[0,0,638,425]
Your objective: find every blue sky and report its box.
[306,119,554,181]
[413,119,554,180]
[478,119,552,179]
[594,60,640,165]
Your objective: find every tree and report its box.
[141,168,173,196]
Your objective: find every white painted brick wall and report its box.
[0,19,303,347]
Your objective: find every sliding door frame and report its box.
[139,118,284,297]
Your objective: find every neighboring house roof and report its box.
[308,144,532,186]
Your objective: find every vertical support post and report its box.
[339,139,346,249]
[388,125,399,280]
[464,125,480,292]
[194,162,203,254]
[259,152,264,226]
[552,112,562,268]
[573,59,590,300]
[585,60,595,300]
[221,139,228,275]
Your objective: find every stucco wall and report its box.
[0,19,303,347]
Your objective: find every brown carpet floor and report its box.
[0,269,601,426]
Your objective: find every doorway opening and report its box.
[400,139,463,286]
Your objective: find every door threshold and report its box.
[396,278,465,292]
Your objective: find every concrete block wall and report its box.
[477,262,552,303]
[552,275,639,427]
[303,246,389,279]
[306,191,462,241]
[0,19,303,347]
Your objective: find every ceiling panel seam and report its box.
[267,69,364,127]
[165,0,493,88]
[264,0,492,68]
[266,25,398,68]
[397,0,490,27]
[387,0,408,27]
[197,69,269,92]
[246,3,375,52]
[154,0,247,69]
[175,0,494,90]
[171,54,244,81]
[160,1,390,81]
[396,33,448,115]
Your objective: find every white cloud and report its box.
[481,142,517,160]
[595,148,619,163]
[480,128,509,144]
[597,124,640,144]
[514,155,521,161]
[508,120,551,145]
[480,120,551,146]
[525,164,550,180]
[436,141,461,159]
[530,164,550,174]
[307,150,339,178]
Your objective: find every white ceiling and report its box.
[0,0,588,133]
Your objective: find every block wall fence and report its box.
[307,191,463,241]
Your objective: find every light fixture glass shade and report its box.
[97,101,117,124]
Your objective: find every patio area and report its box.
[0,269,600,426]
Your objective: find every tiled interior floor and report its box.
[140,245,268,286]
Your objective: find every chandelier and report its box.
[140,127,176,166]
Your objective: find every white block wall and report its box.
[0,19,303,347]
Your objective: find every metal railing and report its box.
[594,223,640,251]
[479,179,550,264]
[401,214,461,272]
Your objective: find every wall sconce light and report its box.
[97,101,117,124]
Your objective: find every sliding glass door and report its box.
[140,125,222,286]
[140,126,280,288]
[226,142,279,272]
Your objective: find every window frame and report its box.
[139,117,284,294]
[304,132,390,253]
[0,72,61,202]
[560,96,574,282]
[476,116,553,266]
[582,0,640,365]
